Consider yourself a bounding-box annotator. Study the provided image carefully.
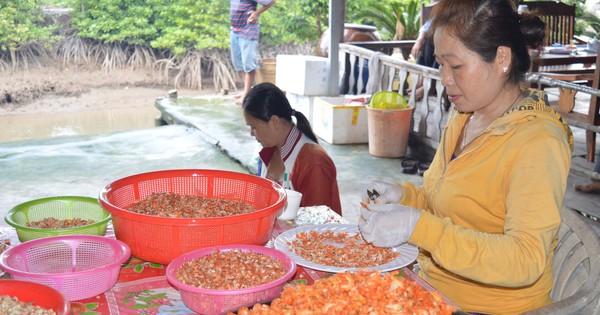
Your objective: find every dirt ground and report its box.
[0,64,223,116]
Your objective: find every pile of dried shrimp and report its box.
[233,270,456,315]
[0,243,8,255]
[27,217,95,229]
[127,192,255,218]
[0,295,56,315]
[176,249,286,290]
[288,230,399,268]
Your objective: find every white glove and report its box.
[358,203,421,247]
[361,180,403,204]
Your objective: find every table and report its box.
[0,206,456,314]
[531,46,597,73]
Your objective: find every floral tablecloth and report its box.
[0,206,454,314]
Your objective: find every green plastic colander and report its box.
[4,196,111,242]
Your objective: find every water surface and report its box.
[0,125,248,226]
[0,106,161,143]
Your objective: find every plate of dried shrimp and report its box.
[274,224,418,273]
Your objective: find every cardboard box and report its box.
[313,96,368,144]
[286,92,317,126]
[276,55,329,96]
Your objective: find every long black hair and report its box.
[242,82,319,143]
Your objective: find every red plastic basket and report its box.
[166,245,296,315]
[0,279,71,315]
[98,169,286,264]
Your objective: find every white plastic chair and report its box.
[523,207,600,314]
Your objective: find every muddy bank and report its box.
[0,65,222,116]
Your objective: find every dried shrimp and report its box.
[0,295,56,315]
[288,230,399,268]
[126,192,255,218]
[176,249,286,290]
[26,217,95,229]
[233,270,456,315]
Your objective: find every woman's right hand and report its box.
[361,180,403,204]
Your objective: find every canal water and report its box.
[0,106,161,143]
[0,105,248,226]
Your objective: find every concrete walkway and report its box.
[155,94,425,224]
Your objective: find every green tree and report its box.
[151,0,229,55]
[0,0,57,69]
[259,0,323,46]
[68,0,158,45]
[578,11,600,39]
[297,0,329,37]
[355,0,420,40]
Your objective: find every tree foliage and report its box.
[150,0,230,55]
[0,1,57,70]
[0,1,56,51]
[68,0,158,45]
[66,0,311,56]
[355,0,421,40]
[13,0,597,89]
[579,10,600,39]
[6,0,596,60]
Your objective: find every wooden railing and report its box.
[527,72,600,162]
[339,42,449,151]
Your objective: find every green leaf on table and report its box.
[134,264,145,273]
[138,293,168,303]
[131,305,148,310]
[294,279,308,286]
[394,269,407,277]
[85,303,99,310]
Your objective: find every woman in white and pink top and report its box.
[242,82,342,216]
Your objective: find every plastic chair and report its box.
[523,207,600,315]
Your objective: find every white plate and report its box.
[274,224,418,273]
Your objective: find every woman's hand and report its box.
[361,180,403,204]
[358,203,421,247]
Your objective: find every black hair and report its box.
[520,12,546,51]
[430,0,533,84]
[242,82,319,144]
